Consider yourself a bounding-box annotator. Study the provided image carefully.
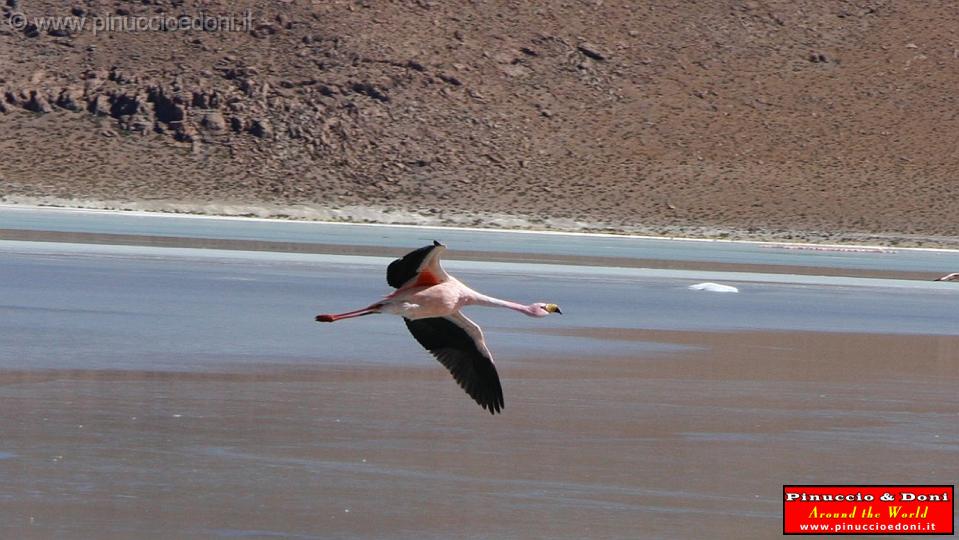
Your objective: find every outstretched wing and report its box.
[403,313,504,414]
[387,241,451,289]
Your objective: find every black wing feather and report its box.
[404,316,504,414]
[386,241,441,289]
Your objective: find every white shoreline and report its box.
[1,198,958,254]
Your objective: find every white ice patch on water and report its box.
[688,282,739,293]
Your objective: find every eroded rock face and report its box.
[200,111,227,132]
[147,87,186,125]
[88,94,112,116]
[24,90,53,113]
[249,118,274,139]
[56,88,84,111]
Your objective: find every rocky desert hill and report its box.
[1,0,958,245]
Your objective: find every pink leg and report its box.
[315,305,380,322]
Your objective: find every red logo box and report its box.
[783,485,954,535]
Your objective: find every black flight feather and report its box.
[404,316,504,414]
[386,241,442,289]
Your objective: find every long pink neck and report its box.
[471,293,540,317]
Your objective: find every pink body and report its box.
[381,279,550,319]
[318,278,553,322]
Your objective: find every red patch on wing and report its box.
[413,269,442,287]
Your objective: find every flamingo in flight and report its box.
[315,241,562,414]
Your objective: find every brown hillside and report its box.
[1,0,957,244]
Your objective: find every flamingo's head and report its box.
[531,303,563,316]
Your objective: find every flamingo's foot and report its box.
[315,314,335,322]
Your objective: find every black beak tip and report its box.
[433,240,444,247]
[555,307,563,314]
